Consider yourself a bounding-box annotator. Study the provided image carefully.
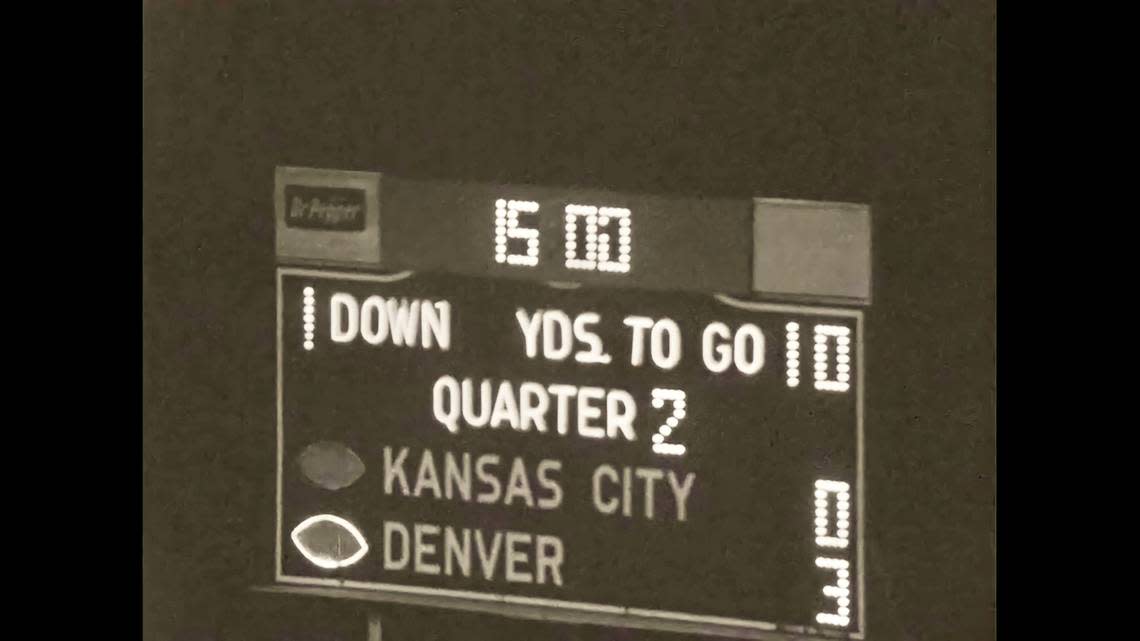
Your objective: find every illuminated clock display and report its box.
[374,176,755,294]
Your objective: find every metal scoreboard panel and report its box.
[275,267,865,639]
[273,167,872,305]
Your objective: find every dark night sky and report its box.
[143,2,995,640]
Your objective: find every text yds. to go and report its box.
[324,294,852,383]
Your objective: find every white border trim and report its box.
[275,267,865,638]
[857,311,866,638]
[714,294,863,318]
[276,270,284,579]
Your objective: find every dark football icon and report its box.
[290,514,369,569]
[297,440,366,490]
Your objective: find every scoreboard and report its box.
[272,167,870,640]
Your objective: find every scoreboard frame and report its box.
[271,266,867,641]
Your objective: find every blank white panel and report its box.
[752,199,871,303]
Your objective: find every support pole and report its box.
[367,612,382,641]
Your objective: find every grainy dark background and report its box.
[142,2,995,640]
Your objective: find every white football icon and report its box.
[290,514,369,569]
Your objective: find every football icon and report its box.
[290,514,369,569]
[297,441,366,490]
